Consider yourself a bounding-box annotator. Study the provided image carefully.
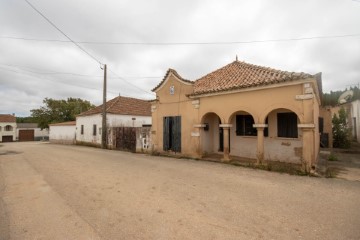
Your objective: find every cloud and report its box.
[0,0,359,116]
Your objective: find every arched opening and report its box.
[264,108,303,163]
[5,125,13,131]
[201,112,222,155]
[228,111,257,159]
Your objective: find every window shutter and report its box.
[163,117,170,151]
[172,116,181,152]
[277,113,298,138]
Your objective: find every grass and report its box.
[230,160,306,176]
[328,153,338,161]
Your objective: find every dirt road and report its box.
[1,142,360,240]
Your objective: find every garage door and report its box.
[19,130,34,141]
[2,136,13,142]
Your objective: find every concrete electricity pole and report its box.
[101,64,107,149]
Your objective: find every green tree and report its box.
[332,107,351,148]
[16,116,36,123]
[31,98,94,129]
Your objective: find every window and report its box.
[5,125,13,131]
[236,115,256,136]
[81,125,84,135]
[163,116,181,152]
[93,124,97,136]
[277,112,298,138]
[99,128,102,135]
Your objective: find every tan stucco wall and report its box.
[152,73,320,168]
[151,74,197,156]
[320,107,333,147]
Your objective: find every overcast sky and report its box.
[1,0,359,117]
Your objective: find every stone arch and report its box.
[200,112,222,124]
[260,103,303,124]
[200,112,222,155]
[5,125,13,131]
[225,106,257,124]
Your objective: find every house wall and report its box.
[49,125,76,144]
[0,122,17,142]
[319,107,333,148]
[152,74,320,167]
[76,113,151,146]
[201,114,220,154]
[151,73,197,156]
[16,128,49,141]
[350,100,360,143]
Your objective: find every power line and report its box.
[0,63,161,79]
[1,33,360,45]
[24,0,102,65]
[0,65,155,98]
[0,66,153,100]
[108,68,155,96]
[24,0,156,97]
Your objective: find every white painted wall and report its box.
[0,122,16,142]
[16,128,49,140]
[350,100,360,143]
[76,114,152,145]
[49,125,76,144]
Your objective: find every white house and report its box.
[16,123,49,141]
[49,121,76,144]
[0,114,16,142]
[349,99,360,143]
[76,96,152,146]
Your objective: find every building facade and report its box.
[151,60,322,172]
[49,121,76,144]
[16,123,49,141]
[0,114,16,142]
[76,96,152,147]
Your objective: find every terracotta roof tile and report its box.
[78,96,151,117]
[152,68,193,92]
[0,114,16,123]
[191,60,313,96]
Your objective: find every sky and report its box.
[0,0,359,117]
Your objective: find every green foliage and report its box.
[30,98,95,129]
[322,86,360,106]
[332,107,351,148]
[328,153,338,161]
[16,116,36,123]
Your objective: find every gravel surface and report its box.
[1,142,360,240]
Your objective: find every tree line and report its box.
[17,98,94,129]
[322,86,360,106]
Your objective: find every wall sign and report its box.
[170,86,175,95]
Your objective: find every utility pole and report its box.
[101,64,107,149]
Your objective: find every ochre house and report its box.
[151,59,322,172]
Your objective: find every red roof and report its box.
[191,60,313,96]
[0,114,16,123]
[78,96,151,117]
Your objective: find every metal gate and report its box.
[1,136,13,142]
[113,127,136,152]
[19,130,35,141]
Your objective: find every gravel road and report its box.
[1,142,359,240]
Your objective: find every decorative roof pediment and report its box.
[152,68,193,92]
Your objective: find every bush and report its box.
[328,154,338,161]
[332,107,351,148]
